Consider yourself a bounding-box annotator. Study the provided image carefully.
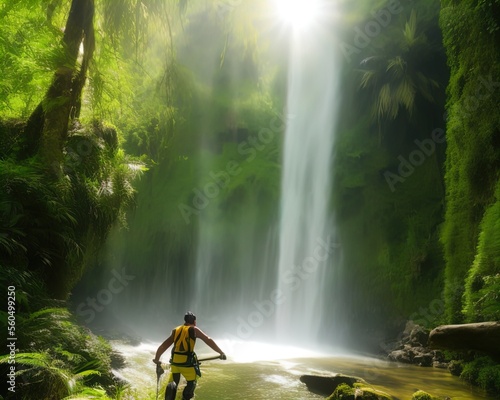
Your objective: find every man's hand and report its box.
[219,353,227,360]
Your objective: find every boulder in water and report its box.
[300,374,362,396]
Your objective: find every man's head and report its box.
[184,311,196,324]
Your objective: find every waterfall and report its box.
[275,26,340,344]
[189,21,342,346]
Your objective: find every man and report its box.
[153,311,226,400]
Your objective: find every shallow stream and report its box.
[111,340,493,399]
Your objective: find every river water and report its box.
[111,340,492,400]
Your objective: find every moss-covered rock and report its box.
[326,382,393,400]
[411,389,440,400]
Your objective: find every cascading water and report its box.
[275,24,341,344]
[188,9,343,346]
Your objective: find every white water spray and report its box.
[276,24,340,343]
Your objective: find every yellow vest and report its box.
[170,325,196,366]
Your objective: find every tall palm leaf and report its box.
[358,10,440,133]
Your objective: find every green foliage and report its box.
[0,159,78,274]
[0,120,143,298]
[476,0,500,34]
[460,356,500,395]
[463,180,500,321]
[0,283,123,399]
[15,307,115,376]
[0,351,102,399]
[351,0,447,141]
[0,1,68,118]
[439,0,500,322]
[358,9,441,128]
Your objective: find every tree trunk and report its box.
[23,0,95,170]
[428,322,500,356]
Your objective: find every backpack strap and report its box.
[170,326,197,367]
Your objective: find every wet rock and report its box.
[413,353,433,367]
[409,325,430,347]
[432,350,445,362]
[447,360,464,376]
[388,349,412,363]
[432,361,449,369]
[385,322,450,369]
[300,374,363,396]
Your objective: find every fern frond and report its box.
[386,56,406,79]
[396,77,416,116]
[359,70,376,89]
[403,9,418,48]
[377,83,392,118]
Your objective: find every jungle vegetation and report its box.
[0,0,499,398]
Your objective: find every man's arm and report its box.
[153,331,174,364]
[194,327,226,359]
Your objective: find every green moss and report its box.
[463,180,500,321]
[411,390,440,400]
[327,383,393,400]
[439,0,500,322]
[328,383,354,399]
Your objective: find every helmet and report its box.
[184,311,196,324]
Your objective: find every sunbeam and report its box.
[273,0,323,30]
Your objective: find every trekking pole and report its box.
[155,362,164,400]
[197,354,226,363]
